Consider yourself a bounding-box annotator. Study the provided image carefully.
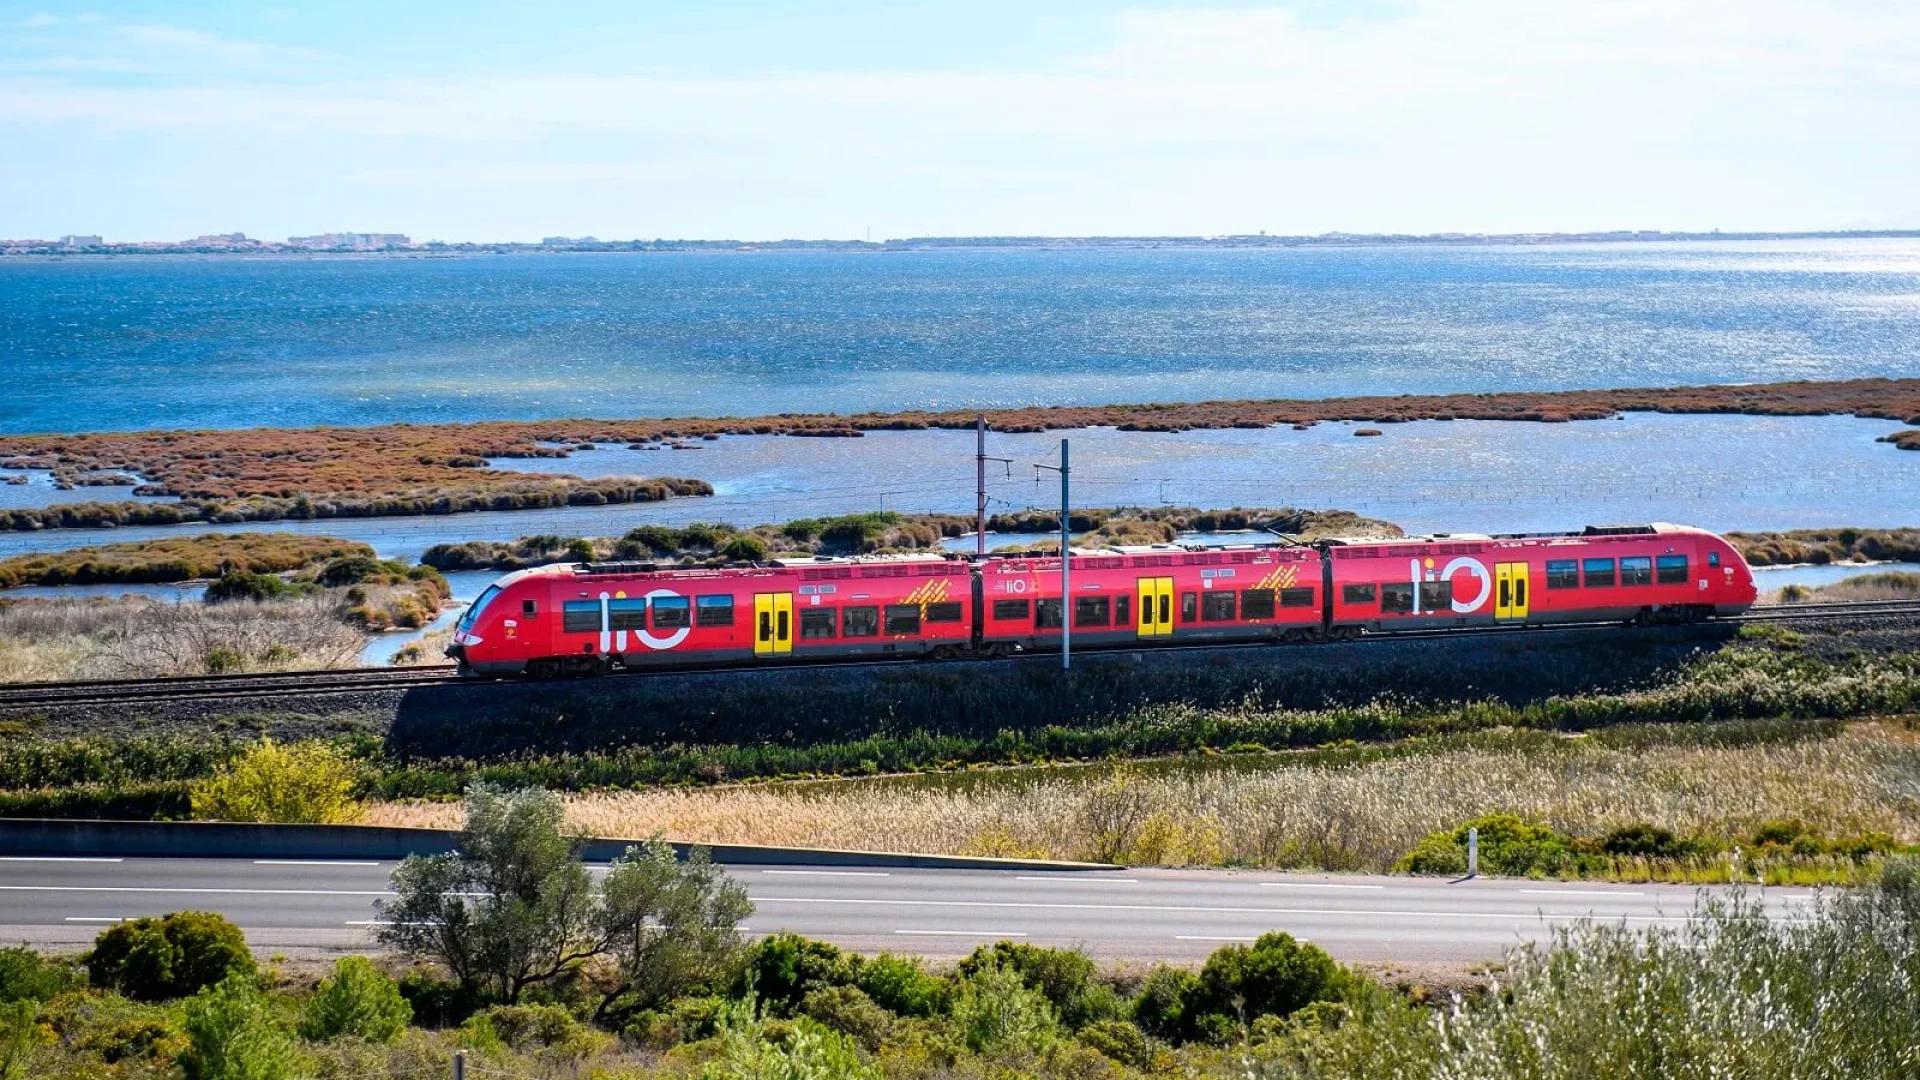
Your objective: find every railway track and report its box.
[2,598,1915,710]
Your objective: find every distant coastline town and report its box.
[5,228,1920,256]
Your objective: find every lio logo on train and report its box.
[1412,556,1491,614]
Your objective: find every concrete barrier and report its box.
[0,818,1111,872]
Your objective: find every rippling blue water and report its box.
[4,239,1919,434]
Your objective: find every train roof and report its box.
[1323,522,1705,550]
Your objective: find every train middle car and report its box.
[447,523,1757,676]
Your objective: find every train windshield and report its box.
[457,585,503,634]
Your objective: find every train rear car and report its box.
[1325,523,1756,634]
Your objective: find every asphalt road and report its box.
[0,857,1815,962]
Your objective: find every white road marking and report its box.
[1519,889,1648,897]
[64,917,128,922]
[0,856,123,863]
[0,885,392,897]
[1017,876,1138,884]
[255,860,381,867]
[1175,935,1258,942]
[749,895,1715,924]
[1260,882,1385,890]
[895,929,1028,937]
[760,870,890,878]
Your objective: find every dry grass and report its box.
[1772,571,1920,604]
[0,596,367,681]
[363,722,1920,872]
[0,532,371,588]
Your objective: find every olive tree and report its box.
[376,785,599,1003]
[594,840,753,1020]
[378,785,753,1009]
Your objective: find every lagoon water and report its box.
[4,239,1920,434]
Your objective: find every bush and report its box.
[736,933,860,1016]
[1183,932,1350,1042]
[1131,966,1201,1042]
[854,954,947,1018]
[298,956,411,1043]
[204,572,302,604]
[701,998,877,1080]
[958,941,1118,1029]
[1601,823,1687,858]
[461,1003,594,1053]
[179,974,302,1080]
[799,985,892,1051]
[950,961,1058,1054]
[0,946,79,1004]
[1397,814,1583,878]
[720,535,769,563]
[1078,1018,1154,1068]
[87,911,255,1001]
[188,739,360,824]
[395,970,481,1028]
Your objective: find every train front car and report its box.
[1324,522,1756,636]
[446,566,556,676]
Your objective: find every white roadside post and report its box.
[1467,827,1479,878]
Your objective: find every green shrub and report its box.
[0,947,79,1004]
[854,954,947,1018]
[957,941,1118,1029]
[950,961,1057,1053]
[87,911,255,1001]
[626,994,729,1048]
[395,970,481,1028]
[179,973,301,1080]
[736,933,860,1015]
[700,997,878,1080]
[461,1003,595,1053]
[1132,965,1200,1043]
[298,957,411,1043]
[1181,932,1351,1043]
[1601,824,1687,858]
[1077,1017,1154,1068]
[204,571,305,604]
[188,739,360,824]
[799,985,892,1051]
[721,535,769,563]
[1397,814,1584,878]
[316,555,398,587]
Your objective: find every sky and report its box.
[2,1,1918,242]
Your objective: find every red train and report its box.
[447,523,1757,677]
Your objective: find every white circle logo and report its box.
[1442,557,1492,613]
[638,588,691,650]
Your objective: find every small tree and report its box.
[298,956,411,1043]
[376,785,598,1003]
[699,997,878,1080]
[180,974,302,1080]
[950,961,1057,1054]
[594,840,753,1020]
[189,740,360,824]
[1182,931,1349,1042]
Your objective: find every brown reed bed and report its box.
[0,532,371,587]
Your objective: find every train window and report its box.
[1035,599,1064,628]
[993,599,1031,621]
[522,599,539,618]
[608,598,647,631]
[1620,556,1653,587]
[696,595,735,626]
[884,604,921,635]
[926,601,964,623]
[843,606,879,637]
[799,608,836,639]
[1380,583,1414,613]
[1657,554,1689,584]
[1242,588,1276,620]
[562,601,600,633]
[1583,558,1616,588]
[1074,596,1111,627]
[651,596,691,628]
[1708,551,1720,567]
[1545,560,1579,590]
[1418,580,1451,610]
[1202,591,1236,621]
[459,585,502,635]
[1342,583,1377,605]
[1281,587,1316,609]
[1181,593,1198,622]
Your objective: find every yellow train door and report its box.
[1495,563,1530,621]
[1137,577,1173,638]
[754,593,793,656]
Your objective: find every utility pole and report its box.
[1035,439,1072,669]
[976,416,987,558]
